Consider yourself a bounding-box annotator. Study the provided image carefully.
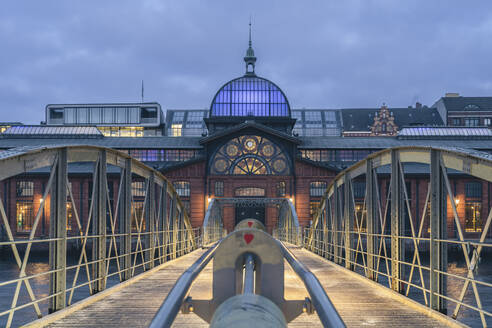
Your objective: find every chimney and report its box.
[445,92,460,97]
[415,102,422,109]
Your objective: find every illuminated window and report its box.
[173,181,190,197]
[97,126,144,137]
[0,125,11,133]
[214,181,224,197]
[210,135,290,175]
[277,181,286,197]
[465,182,482,232]
[170,124,182,137]
[235,187,265,197]
[16,181,35,232]
[465,202,482,232]
[66,202,73,231]
[16,200,34,232]
[310,181,327,197]
[354,202,366,232]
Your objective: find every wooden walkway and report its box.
[30,246,461,328]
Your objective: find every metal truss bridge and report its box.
[0,145,491,327]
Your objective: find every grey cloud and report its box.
[0,0,491,123]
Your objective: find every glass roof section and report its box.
[210,76,290,117]
[2,125,102,137]
[291,109,341,136]
[165,110,209,137]
[398,127,492,138]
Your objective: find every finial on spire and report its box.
[244,17,257,75]
[249,16,252,47]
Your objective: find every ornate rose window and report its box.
[210,135,290,175]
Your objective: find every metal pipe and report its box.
[149,241,220,328]
[276,240,345,328]
[243,253,255,294]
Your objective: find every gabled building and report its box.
[433,93,492,127]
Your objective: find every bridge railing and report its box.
[303,146,492,327]
[0,145,200,328]
[202,198,226,245]
[273,198,301,245]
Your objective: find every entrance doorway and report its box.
[234,186,266,226]
[235,203,265,226]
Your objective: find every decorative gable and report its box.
[370,105,398,136]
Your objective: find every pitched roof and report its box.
[199,121,300,144]
[299,136,492,150]
[1,125,102,138]
[341,107,443,132]
[0,136,202,149]
[398,126,492,139]
[439,97,492,112]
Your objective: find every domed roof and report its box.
[210,75,291,117]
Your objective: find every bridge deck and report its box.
[32,246,456,328]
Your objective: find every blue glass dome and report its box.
[210,75,291,117]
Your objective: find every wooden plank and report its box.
[31,246,461,328]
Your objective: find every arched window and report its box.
[173,181,190,197]
[210,135,290,175]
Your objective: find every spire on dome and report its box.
[244,18,257,75]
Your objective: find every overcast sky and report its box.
[1,1,491,124]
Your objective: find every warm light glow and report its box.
[207,197,212,203]
[455,198,460,205]
[40,198,44,202]
[289,197,294,203]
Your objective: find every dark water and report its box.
[351,250,492,327]
[0,248,146,328]
[0,249,491,327]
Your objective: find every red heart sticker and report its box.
[244,233,254,244]
[247,221,253,227]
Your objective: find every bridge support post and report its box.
[169,194,177,259]
[119,158,132,281]
[391,150,405,293]
[323,202,330,259]
[366,160,378,281]
[49,148,67,313]
[159,183,167,261]
[145,173,156,269]
[333,183,341,264]
[344,175,354,270]
[92,150,107,293]
[430,150,448,313]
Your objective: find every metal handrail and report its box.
[149,240,221,328]
[276,240,346,328]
